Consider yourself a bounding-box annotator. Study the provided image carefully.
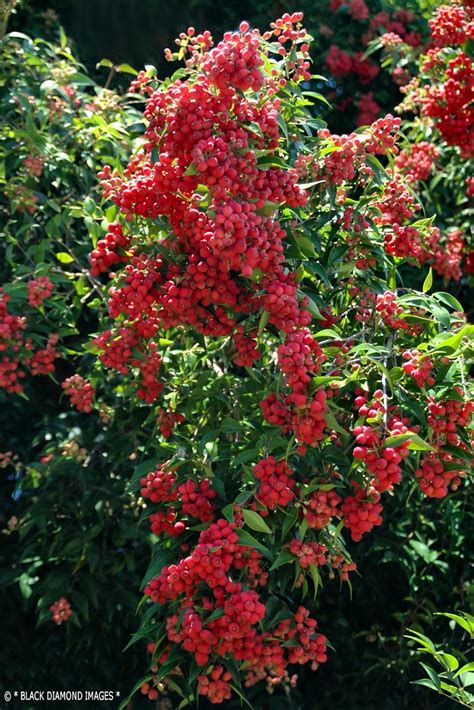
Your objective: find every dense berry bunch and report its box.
[23,153,44,177]
[395,142,438,183]
[304,489,342,529]
[341,485,383,541]
[88,223,131,276]
[422,51,474,158]
[277,328,326,397]
[414,391,473,497]
[289,538,328,568]
[61,374,95,413]
[178,478,217,522]
[402,350,436,387]
[233,326,261,367]
[352,390,411,493]
[156,408,185,438]
[27,276,54,307]
[50,597,72,625]
[140,465,178,503]
[198,666,232,704]
[29,334,60,375]
[429,4,474,46]
[0,290,29,393]
[0,290,62,392]
[86,14,474,706]
[253,456,296,509]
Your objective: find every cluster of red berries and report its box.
[27,276,54,307]
[325,45,353,77]
[149,509,182,537]
[363,9,420,46]
[156,408,185,438]
[427,391,473,447]
[141,464,217,534]
[29,334,60,375]
[94,328,163,403]
[429,3,474,46]
[415,453,465,498]
[23,153,44,177]
[198,666,232,704]
[61,374,95,413]
[232,326,261,367]
[0,290,29,392]
[395,142,439,183]
[326,46,379,86]
[422,51,474,158]
[95,17,315,412]
[144,513,329,690]
[50,597,72,625]
[354,289,410,331]
[415,391,473,497]
[88,222,131,276]
[402,350,436,387]
[277,328,326,398]
[284,607,328,668]
[431,228,465,282]
[179,478,217,522]
[128,70,154,96]
[304,489,342,529]
[341,485,383,542]
[202,26,264,93]
[0,290,61,391]
[289,538,328,568]
[315,116,400,189]
[356,92,381,126]
[140,465,178,503]
[253,456,296,509]
[353,390,411,493]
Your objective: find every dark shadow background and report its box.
[15,0,296,76]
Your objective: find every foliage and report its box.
[87,14,473,706]
[0,29,153,702]
[406,612,474,707]
[0,6,472,710]
[374,0,474,295]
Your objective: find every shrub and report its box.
[89,14,473,705]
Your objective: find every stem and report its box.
[104,66,116,90]
[0,0,17,39]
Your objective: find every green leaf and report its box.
[422,268,433,293]
[242,509,272,534]
[308,563,321,600]
[436,613,474,637]
[258,310,269,335]
[206,608,225,623]
[222,503,235,523]
[55,252,74,264]
[384,432,435,451]
[269,549,295,571]
[433,292,464,312]
[83,196,96,215]
[420,663,441,690]
[408,540,438,564]
[412,678,440,692]
[19,573,33,599]
[96,58,113,69]
[233,449,258,466]
[438,653,459,672]
[454,662,474,678]
[295,236,316,257]
[236,529,271,558]
[116,63,138,75]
